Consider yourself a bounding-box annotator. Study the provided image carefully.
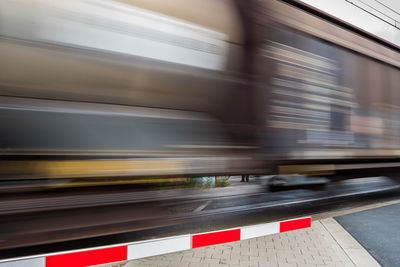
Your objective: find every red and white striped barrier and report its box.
[0,217,311,267]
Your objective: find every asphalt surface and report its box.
[1,176,400,260]
[336,202,400,267]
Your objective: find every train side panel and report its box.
[257,0,400,173]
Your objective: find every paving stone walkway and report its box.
[120,218,379,267]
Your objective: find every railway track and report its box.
[1,176,400,257]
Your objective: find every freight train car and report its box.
[0,0,399,182]
[252,0,400,177]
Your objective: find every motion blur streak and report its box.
[0,0,400,185]
[0,0,228,70]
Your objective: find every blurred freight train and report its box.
[0,0,399,183]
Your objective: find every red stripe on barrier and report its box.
[280,217,311,232]
[46,246,127,267]
[192,229,240,248]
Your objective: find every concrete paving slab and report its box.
[321,218,379,267]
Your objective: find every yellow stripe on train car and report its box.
[1,159,184,179]
[278,164,335,176]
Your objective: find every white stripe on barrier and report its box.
[127,234,191,260]
[241,222,279,240]
[0,257,45,267]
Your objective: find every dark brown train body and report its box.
[0,0,399,180]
